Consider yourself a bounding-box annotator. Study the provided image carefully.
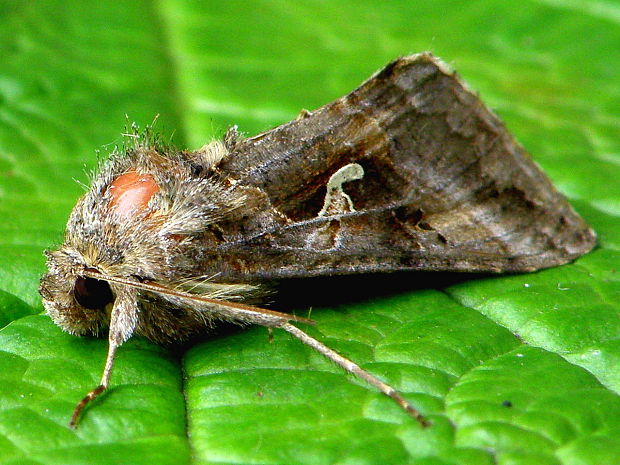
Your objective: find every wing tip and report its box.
[377,52,455,78]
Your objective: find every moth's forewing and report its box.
[211,53,595,281]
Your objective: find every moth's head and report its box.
[39,248,113,337]
[39,146,179,338]
[38,150,164,337]
[40,138,248,338]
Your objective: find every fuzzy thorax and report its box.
[40,136,261,344]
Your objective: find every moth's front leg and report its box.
[70,285,139,428]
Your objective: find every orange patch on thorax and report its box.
[107,171,159,217]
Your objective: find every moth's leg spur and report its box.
[280,322,430,427]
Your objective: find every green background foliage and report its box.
[0,1,619,464]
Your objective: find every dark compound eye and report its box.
[73,276,114,310]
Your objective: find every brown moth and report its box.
[39,52,596,428]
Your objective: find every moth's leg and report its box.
[69,286,138,428]
[280,322,430,427]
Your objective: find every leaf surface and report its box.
[0,1,619,464]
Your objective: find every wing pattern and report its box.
[205,53,595,281]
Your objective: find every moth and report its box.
[39,52,596,428]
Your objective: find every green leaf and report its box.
[1,1,619,464]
